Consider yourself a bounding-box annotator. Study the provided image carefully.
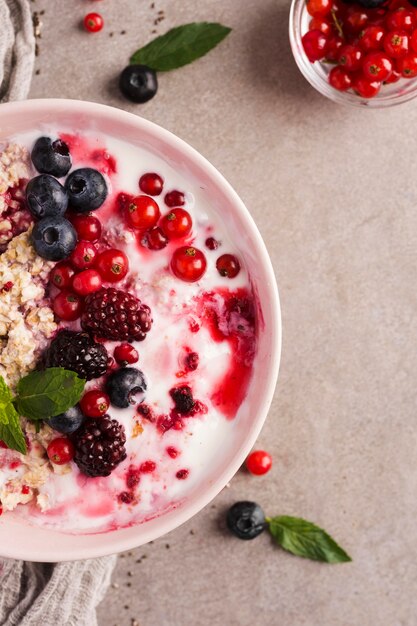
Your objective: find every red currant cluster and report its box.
[302,0,417,98]
[49,213,128,321]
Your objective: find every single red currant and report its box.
[139,172,164,196]
[384,67,402,83]
[246,450,273,476]
[72,268,103,296]
[164,190,185,207]
[70,241,98,270]
[114,343,139,365]
[397,52,417,75]
[216,254,241,278]
[359,25,385,52]
[141,227,169,250]
[50,262,75,290]
[329,66,353,90]
[160,208,193,239]
[47,438,75,465]
[410,29,417,53]
[362,52,393,81]
[306,0,332,17]
[84,12,104,33]
[353,74,381,97]
[171,246,207,283]
[309,16,333,35]
[53,290,84,321]
[205,236,219,250]
[338,44,363,71]
[302,29,329,62]
[95,249,129,283]
[127,195,160,230]
[344,8,369,34]
[383,30,409,57]
[386,8,415,32]
[69,214,102,242]
[80,389,110,418]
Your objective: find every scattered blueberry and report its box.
[119,65,158,103]
[46,405,85,434]
[105,367,146,409]
[25,175,68,220]
[31,137,72,178]
[32,216,77,261]
[65,168,108,213]
[227,501,266,540]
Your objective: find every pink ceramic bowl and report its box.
[0,99,281,562]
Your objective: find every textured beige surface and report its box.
[29,0,417,624]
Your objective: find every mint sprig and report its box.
[0,369,86,455]
[267,515,351,564]
[130,22,232,72]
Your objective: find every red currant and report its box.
[72,268,102,296]
[164,190,185,207]
[329,66,353,90]
[171,246,207,283]
[397,52,417,75]
[383,30,409,57]
[302,29,329,61]
[70,241,98,270]
[216,254,241,278]
[80,389,110,418]
[386,8,415,32]
[411,28,417,53]
[139,172,164,196]
[353,74,381,97]
[69,214,102,242]
[362,52,393,80]
[384,67,402,82]
[114,343,139,365]
[84,12,103,33]
[50,262,75,290]
[141,227,169,250]
[53,290,84,321]
[246,450,273,476]
[309,16,333,35]
[306,0,332,17]
[359,25,385,52]
[326,35,344,61]
[205,236,219,250]
[127,196,160,230]
[344,8,369,34]
[47,438,74,465]
[160,208,193,239]
[338,44,363,71]
[95,249,129,283]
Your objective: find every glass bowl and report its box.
[289,0,417,107]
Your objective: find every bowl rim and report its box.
[0,98,281,561]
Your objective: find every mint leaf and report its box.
[130,22,232,72]
[0,375,26,454]
[267,516,351,564]
[15,368,85,421]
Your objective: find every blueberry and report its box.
[31,137,72,178]
[105,367,146,409]
[32,216,77,261]
[119,65,158,103]
[46,405,85,434]
[25,175,68,220]
[227,501,266,540]
[65,168,108,213]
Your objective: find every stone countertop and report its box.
[30,0,417,624]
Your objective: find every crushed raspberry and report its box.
[115,191,134,213]
[140,460,156,473]
[188,318,200,333]
[118,491,134,504]
[166,446,179,459]
[1,281,13,292]
[157,413,183,434]
[176,469,189,480]
[21,485,30,495]
[185,351,199,371]
[91,149,117,175]
[136,403,155,422]
[9,460,20,469]
[125,466,141,490]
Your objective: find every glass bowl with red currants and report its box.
[289,0,417,107]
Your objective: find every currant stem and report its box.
[331,9,344,40]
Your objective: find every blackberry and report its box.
[72,416,127,477]
[170,385,195,415]
[45,330,108,380]
[81,287,152,342]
